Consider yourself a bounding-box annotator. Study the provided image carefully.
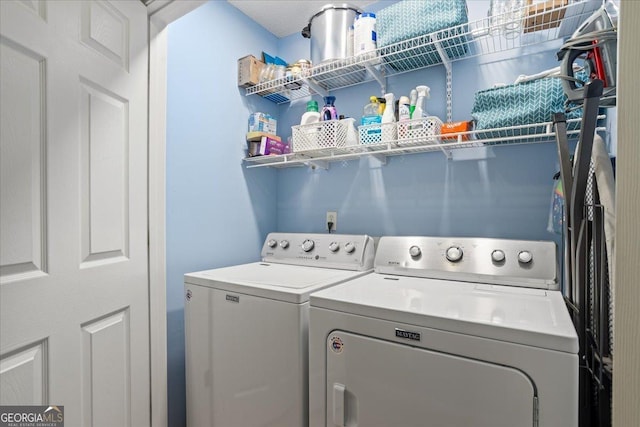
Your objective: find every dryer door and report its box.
[326,331,536,427]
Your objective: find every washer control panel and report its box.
[375,236,558,290]
[261,233,376,271]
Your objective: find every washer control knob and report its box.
[301,239,315,252]
[279,240,289,249]
[267,239,277,248]
[329,242,340,252]
[446,246,463,262]
[409,245,422,258]
[491,249,506,263]
[344,242,356,253]
[518,250,533,264]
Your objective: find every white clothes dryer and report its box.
[184,233,375,427]
[309,236,579,427]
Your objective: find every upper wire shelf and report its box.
[243,115,607,169]
[245,1,602,104]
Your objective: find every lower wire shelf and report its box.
[243,116,606,169]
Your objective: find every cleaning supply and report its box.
[381,93,395,123]
[300,100,320,125]
[397,95,411,139]
[413,85,430,118]
[321,96,338,121]
[381,93,397,142]
[398,96,411,121]
[409,89,417,118]
[361,96,381,125]
[377,97,386,116]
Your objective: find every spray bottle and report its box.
[413,85,430,119]
[381,93,396,123]
[409,89,417,119]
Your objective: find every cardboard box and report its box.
[238,55,264,88]
[248,113,277,135]
[524,0,568,33]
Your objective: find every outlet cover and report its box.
[326,211,337,232]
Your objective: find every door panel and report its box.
[0,37,47,282]
[0,340,47,405]
[0,1,149,425]
[326,331,536,427]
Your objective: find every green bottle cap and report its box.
[306,100,319,112]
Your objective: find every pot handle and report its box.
[301,24,311,38]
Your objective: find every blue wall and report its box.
[166,2,279,425]
[274,1,564,244]
[167,1,570,425]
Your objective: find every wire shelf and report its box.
[243,115,607,168]
[245,1,601,104]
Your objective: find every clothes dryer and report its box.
[185,233,375,427]
[309,236,578,427]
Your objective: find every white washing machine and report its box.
[309,236,579,427]
[184,233,375,427]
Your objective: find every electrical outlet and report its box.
[326,211,337,232]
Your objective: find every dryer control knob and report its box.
[518,250,533,264]
[491,249,505,263]
[446,246,463,262]
[329,242,340,252]
[409,245,421,258]
[279,240,289,249]
[302,239,315,252]
[267,239,277,248]
[344,242,356,253]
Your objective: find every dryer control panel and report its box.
[261,233,376,271]
[374,236,558,290]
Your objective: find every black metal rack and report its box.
[553,80,613,427]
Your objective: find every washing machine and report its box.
[184,232,375,427]
[309,236,579,427]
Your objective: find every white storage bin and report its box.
[291,120,348,152]
[397,117,443,145]
[358,122,397,145]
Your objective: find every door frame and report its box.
[146,2,206,427]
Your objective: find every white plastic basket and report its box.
[358,122,397,145]
[291,120,348,152]
[397,116,443,145]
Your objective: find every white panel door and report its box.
[0,1,150,425]
[326,331,536,427]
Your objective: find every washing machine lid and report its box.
[310,273,579,353]
[185,262,372,303]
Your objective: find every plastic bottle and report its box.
[413,85,430,119]
[377,97,386,116]
[354,12,377,57]
[409,89,417,119]
[381,93,395,123]
[321,96,338,121]
[397,95,411,139]
[300,100,320,125]
[361,96,381,125]
[398,96,411,122]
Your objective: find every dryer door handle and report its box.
[332,383,346,427]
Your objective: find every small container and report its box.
[321,96,338,121]
[354,12,377,57]
[440,121,473,141]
